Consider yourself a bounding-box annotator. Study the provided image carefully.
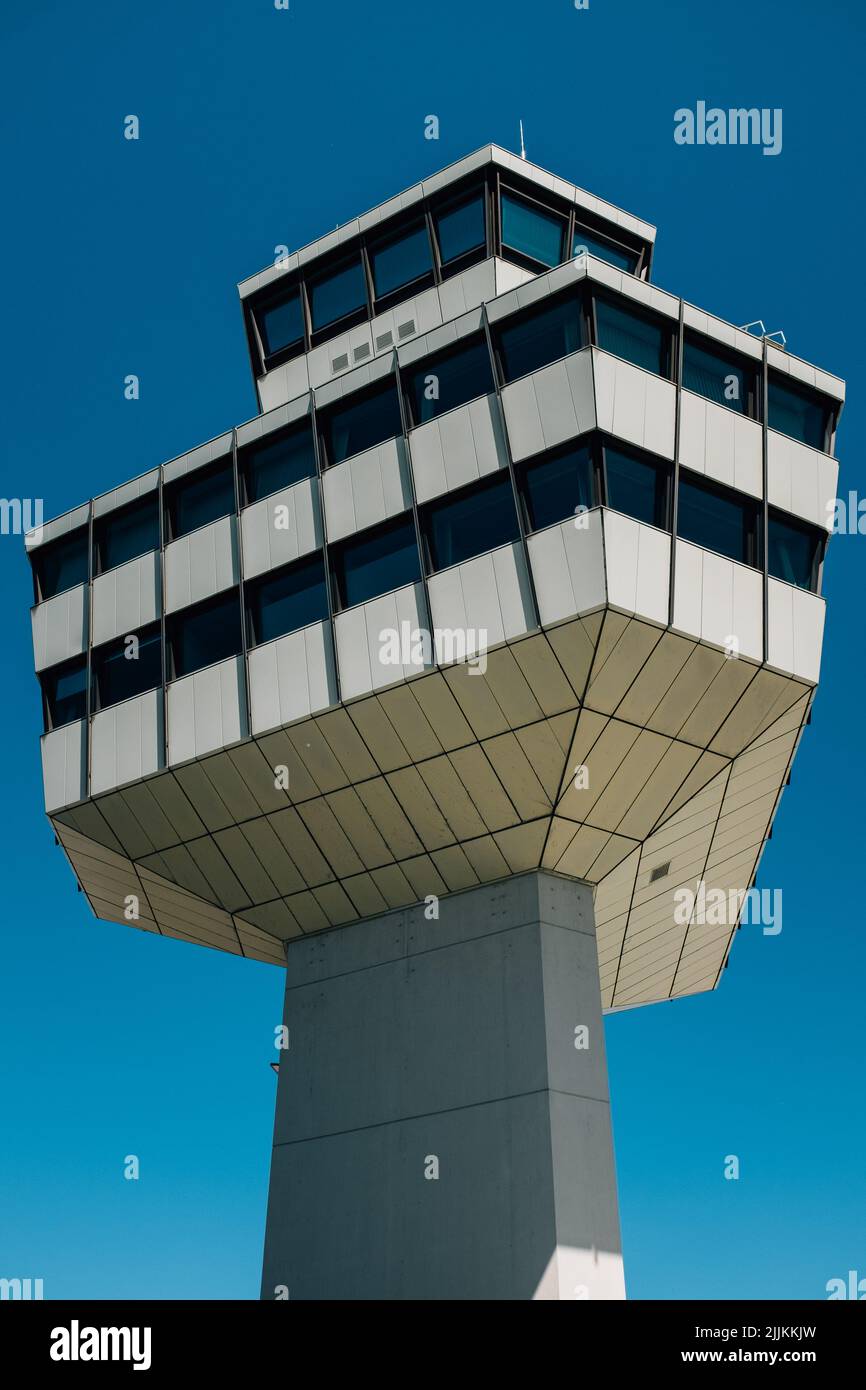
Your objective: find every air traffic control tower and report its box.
[27,148,844,1299]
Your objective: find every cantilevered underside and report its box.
[51,605,811,1011]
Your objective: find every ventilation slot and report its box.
[353,343,371,363]
[397,319,416,340]
[331,353,349,373]
[375,331,394,351]
[649,862,671,883]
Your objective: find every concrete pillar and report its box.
[261,870,625,1300]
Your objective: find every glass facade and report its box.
[41,656,87,731]
[321,381,403,466]
[520,443,596,532]
[677,472,760,567]
[683,336,753,415]
[369,223,432,299]
[242,422,316,503]
[308,258,367,333]
[166,459,235,540]
[768,377,831,451]
[605,446,669,528]
[495,294,585,383]
[246,556,329,646]
[434,194,485,268]
[33,528,89,601]
[768,512,822,591]
[93,495,160,574]
[501,192,564,267]
[422,473,519,571]
[406,335,494,426]
[573,228,639,273]
[92,625,162,710]
[595,299,670,376]
[167,591,243,679]
[332,513,421,609]
[260,291,304,358]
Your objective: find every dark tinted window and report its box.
[501,192,564,267]
[33,528,89,600]
[434,194,485,267]
[92,625,162,711]
[246,556,329,646]
[768,513,822,592]
[677,473,760,567]
[422,473,519,572]
[309,258,367,332]
[242,423,316,503]
[321,381,402,466]
[332,513,420,609]
[407,336,495,426]
[495,294,585,383]
[683,336,753,415]
[370,223,432,299]
[768,377,831,451]
[521,443,596,531]
[595,298,670,376]
[166,460,235,540]
[259,291,304,357]
[605,447,669,529]
[94,495,160,574]
[168,591,243,679]
[41,656,87,731]
[573,227,639,273]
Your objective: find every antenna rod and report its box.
[519,120,526,160]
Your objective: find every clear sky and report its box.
[1,0,863,1299]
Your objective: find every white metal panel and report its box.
[673,541,762,660]
[41,720,86,812]
[241,478,322,581]
[767,579,824,684]
[501,350,596,462]
[767,431,838,532]
[91,550,161,647]
[409,394,508,505]
[427,542,534,655]
[323,437,412,543]
[592,350,676,460]
[603,512,670,626]
[679,392,763,500]
[90,689,163,795]
[164,515,239,615]
[334,583,432,701]
[167,656,248,764]
[248,621,338,734]
[528,511,606,626]
[32,583,88,672]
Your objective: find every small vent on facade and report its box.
[331,353,349,373]
[649,862,671,883]
[397,319,416,340]
[353,343,371,362]
[375,331,393,350]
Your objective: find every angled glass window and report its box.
[677,472,760,567]
[32,528,89,601]
[434,193,485,268]
[369,222,432,300]
[768,512,822,592]
[421,472,519,572]
[406,334,495,426]
[495,293,585,384]
[93,494,160,575]
[683,335,754,415]
[41,655,87,731]
[595,298,671,376]
[321,380,402,466]
[573,227,639,273]
[604,446,670,529]
[331,513,420,610]
[166,459,235,540]
[501,191,565,267]
[241,421,316,504]
[167,590,243,679]
[768,377,832,451]
[246,555,329,646]
[308,258,367,333]
[259,290,304,359]
[520,442,597,532]
[92,624,162,711]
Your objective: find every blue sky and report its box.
[1,0,863,1299]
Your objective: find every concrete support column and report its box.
[261,870,625,1300]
